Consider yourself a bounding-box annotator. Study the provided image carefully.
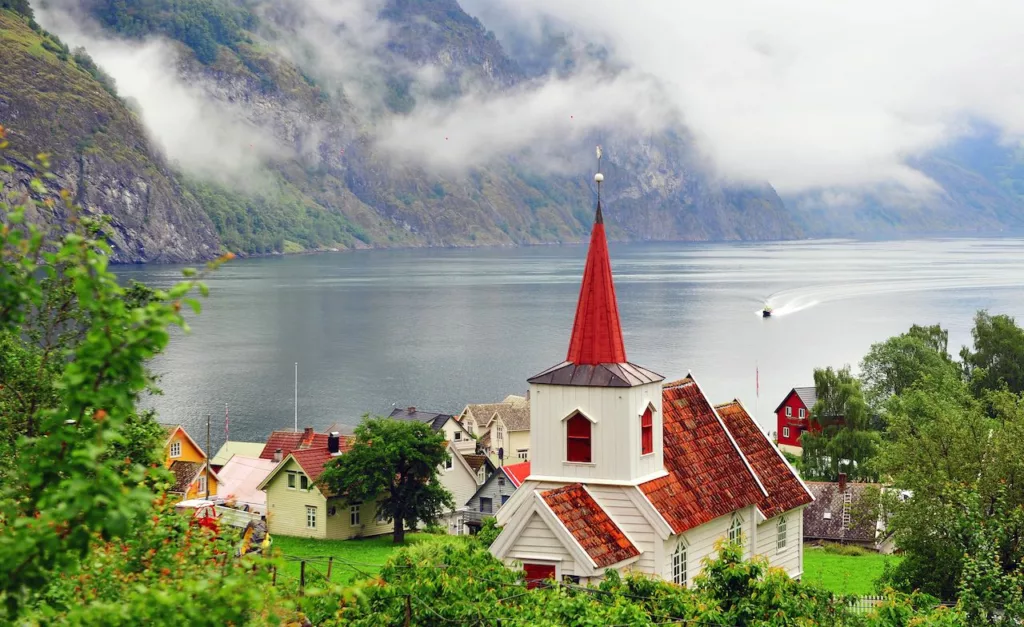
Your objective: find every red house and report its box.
[775,387,820,450]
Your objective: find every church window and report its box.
[566,414,592,463]
[671,541,687,585]
[728,516,742,544]
[641,407,653,455]
[777,516,788,552]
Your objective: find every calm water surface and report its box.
[117,238,1024,448]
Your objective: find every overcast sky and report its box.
[459,0,1024,192]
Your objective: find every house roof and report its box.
[463,454,489,472]
[527,361,664,388]
[639,377,765,534]
[290,448,339,485]
[462,398,532,432]
[216,455,277,507]
[803,481,880,543]
[169,460,205,493]
[502,461,531,488]
[162,424,207,459]
[210,441,266,467]
[387,407,455,432]
[564,200,627,366]
[774,387,817,414]
[259,428,330,460]
[716,401,814,519]
[541,484,640,568]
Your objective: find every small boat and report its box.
[762,306,772,318]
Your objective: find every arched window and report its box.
[640,407,653,455]
[671,540,687,585]
[566,414,592,463]
[728,516,742,544]
[776,516,788,552]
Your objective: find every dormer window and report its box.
[169,440,181,458]
[641,407,653,455]
[566,414,592,463]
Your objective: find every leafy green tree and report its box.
[801,366,879,481]
[961,310,1024,399]
[877,361,1024,601]
[860,323,957,412]
[320,417,454,544]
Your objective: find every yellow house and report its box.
[163,424,220,500]
[257,441,394,539]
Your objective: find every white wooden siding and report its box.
[753,507,805,578]
[506,512,577,576]
[529,381,663,484]
[438,449,480,509]
[659,507,757,584]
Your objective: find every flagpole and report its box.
[224,403,229,444]
[294,362,298,433]
[755,361,760,427]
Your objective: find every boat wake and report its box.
[756,276,1024,318]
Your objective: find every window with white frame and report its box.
[517,449,528,460]
[444,456,453,470]
[306,506,317,529]
[287,473,296,489]
[782,426,790,438]
[454,431,462,441]
[350,503,361,526]
[799,408,806,418]
[196,474,207,495]
[671,541,687,585]
[777,516,788,552]
[497,425,504,443]
[300,474,309,490]
[728,516,742,544]
[376,505,386,523]
[785,406,792,417]
[170,440,181,458]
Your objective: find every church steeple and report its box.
[565,166,626,366]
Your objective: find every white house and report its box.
[437,442,493,535]
[458,395,531,464]
[490,177,813,587]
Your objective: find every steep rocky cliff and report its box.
[0,9,219,262]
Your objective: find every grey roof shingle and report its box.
[794,387,818,410]
[462,397,531,432]
[388,408,455,432]
[528,361,664,388]
[803,481,879,543]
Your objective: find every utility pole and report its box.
[205,413,211,499]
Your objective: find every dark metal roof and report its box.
[387,407,455,432]
[773,387,817,414]
[528,361,664,387]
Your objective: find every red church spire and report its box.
[566,164,627,365]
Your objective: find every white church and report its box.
[491,170,814,587]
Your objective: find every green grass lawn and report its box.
[803,547,900,596]
[270,533,432,584]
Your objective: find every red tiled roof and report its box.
[259,429,331,460]
[289,436,354,484]
[502,461,531,487]
[717,401,813,519]
[640,378,764,534]
[565,201,627,366]
[541,484,639,568]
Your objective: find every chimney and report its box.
[302,426,314,445]
[328,431,340,455]
[838,472,847,493]
[525,390,530,402]
[273,448,282,463]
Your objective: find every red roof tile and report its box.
[287,436,354,487]
[640,378,765,534]
[259,430,332,460]
[541,484,640,568]
[717,401,813,519]
[502,461,531,488]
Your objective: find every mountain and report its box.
[0,6,219,262]
[1,0,801,262]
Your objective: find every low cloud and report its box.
[35,4,282,186]
[460,0,1024,193]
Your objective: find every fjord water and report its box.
[118,238,1024,446]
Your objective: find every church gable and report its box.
[540,484,640,569]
